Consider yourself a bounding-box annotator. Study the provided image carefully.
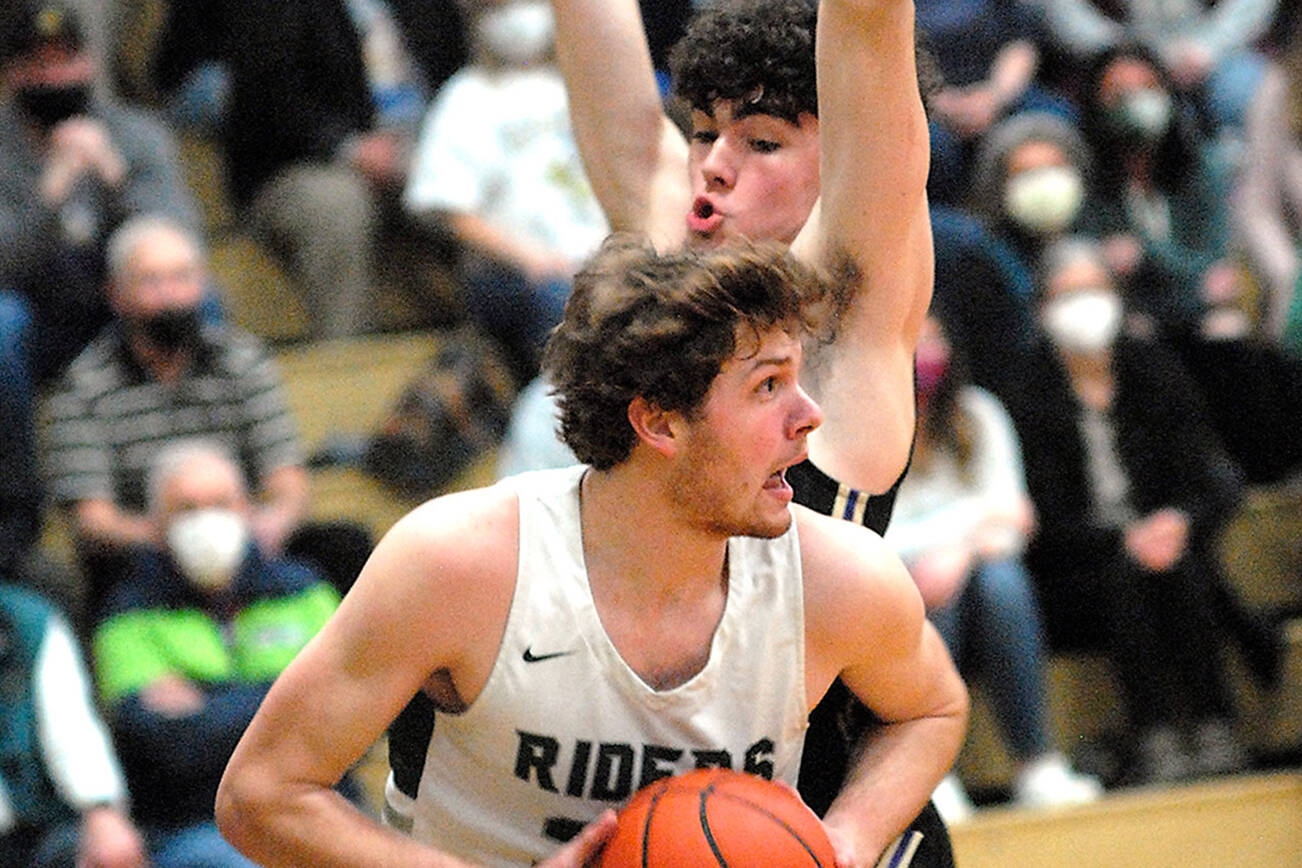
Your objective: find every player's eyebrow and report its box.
[747,353,797,374]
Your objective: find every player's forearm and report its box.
[823,699,968,862]
[804,0,931,491]
[216,776,477,868]
[824,616,969,863]
[814,0,930,304]
[550,0,670,233]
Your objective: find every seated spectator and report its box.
[43,215,309,614]
[0,1,204,604]
[935,111,1094,400]
[153,0,468,338]
[404,0,608,384]
[968,111,1093,277]
[1234,26,1302,351]
[1007,236,1250,785]
[92,441,340,868]
[0,289,44,596]
[916,0,1073,204]
[0,582,146,868]
[1076,45,1249,341]
[0,0,202,380]
[886,315,1101,822]
[1073,47,1302,486]
[1034,0,1276,133]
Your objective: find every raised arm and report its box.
[215,489,517,868]
[551,0,690,248]
[797,0,933,492]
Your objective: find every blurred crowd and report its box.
[0,0,1299,863]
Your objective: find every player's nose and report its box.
[698,138,737,190]
[789,385,823,438]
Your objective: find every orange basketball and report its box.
[600,768,836,867]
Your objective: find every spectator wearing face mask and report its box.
[969,112,1093,272]
[1076,45,1247,342]
[42,216,310,618]
[0,2,204,617]
[405,0,608,386]
[1032,0,1275,135]
[1003,236,1268,787]
[926,111,1091,408]
[0,0,202,375]
[91,441,339,868]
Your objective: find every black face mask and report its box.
[133,307,204,354]
[14,82,92,131]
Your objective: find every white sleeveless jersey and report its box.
[384,465,810,866]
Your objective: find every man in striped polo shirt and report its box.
[43,214,310,617]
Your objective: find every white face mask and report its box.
[1043,289,1122,355]
[478,1,555,65]
[167,508,250,592]
[1119,88,1172,141]
[1004,166,1084,235]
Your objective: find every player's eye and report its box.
[750,139,780,153]
[692,130,719,145]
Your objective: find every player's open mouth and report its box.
[763,467,792,495]
[687,197,724,235]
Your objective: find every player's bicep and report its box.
[228,587,440,793]
[228,503,495,790]
[839,609,965,729]
[803,515,964,725]
[815,0,929,256]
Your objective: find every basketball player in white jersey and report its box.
[215,237,967,867]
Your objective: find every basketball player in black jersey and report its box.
[548,0,954,861]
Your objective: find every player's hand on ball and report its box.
[539,810,617,868]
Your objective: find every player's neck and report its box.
[579,465,729,604]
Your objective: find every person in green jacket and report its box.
[92,440,339,868]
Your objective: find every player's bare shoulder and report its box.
[385,481,521,579]
[350,481,521,632]
[792,504,924,644]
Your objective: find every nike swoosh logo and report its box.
[523,646,575,663]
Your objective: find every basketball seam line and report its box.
[698,784,730,868]
[708,789,828,866]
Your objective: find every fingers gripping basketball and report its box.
[600,768,836,867]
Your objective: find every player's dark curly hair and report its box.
[544,235,844,470]
[669,0,940,123]
[669,0,819,123]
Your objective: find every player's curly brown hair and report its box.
[543,235,844,470]
[669,0,819,124]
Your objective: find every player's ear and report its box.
[628,396,682,457]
